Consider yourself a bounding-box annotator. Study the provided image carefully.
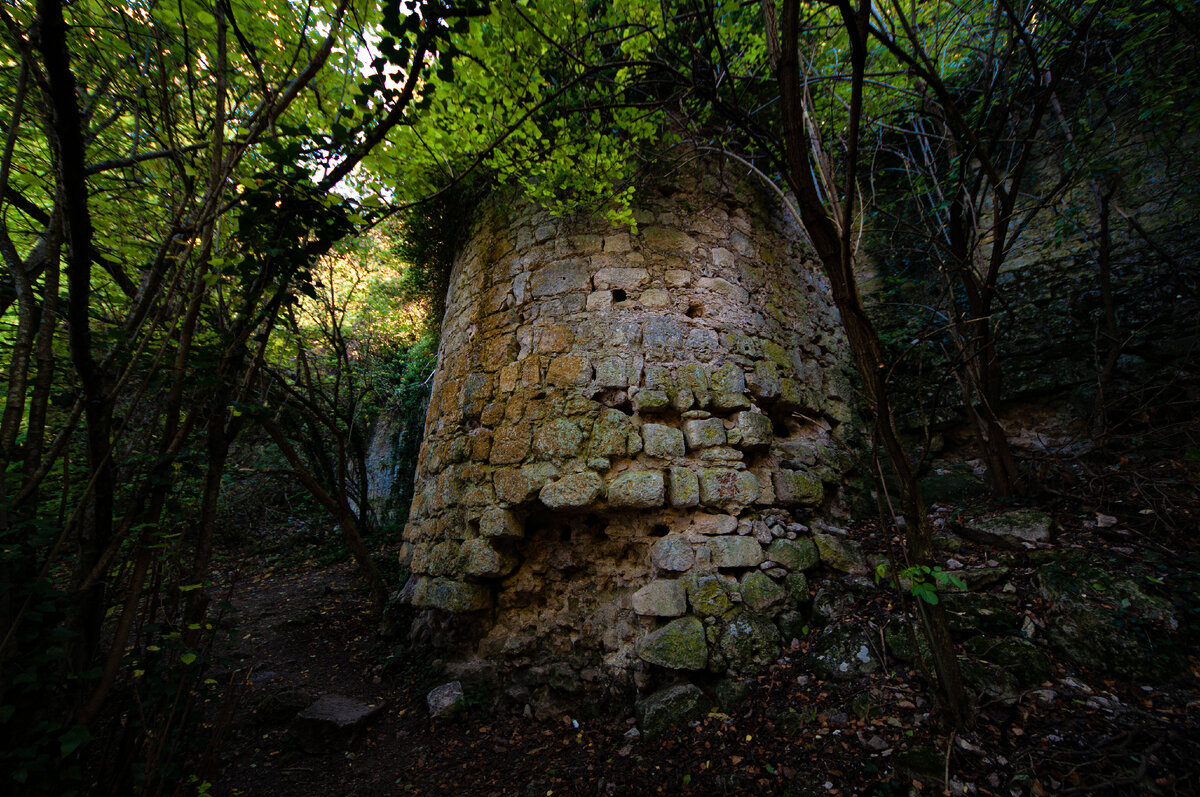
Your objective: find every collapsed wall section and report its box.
[398,173,859,707]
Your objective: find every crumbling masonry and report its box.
[398,172,862,710]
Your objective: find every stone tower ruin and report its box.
[398,169,860,712]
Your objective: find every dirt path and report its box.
[208,514,1200,796]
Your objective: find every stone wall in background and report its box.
[396,172,861,712]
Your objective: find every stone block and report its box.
[533,418,585,458]
[696,276,749,304]
[589,409,630,457]
[422,578,491,612]
[595,357,630,388]
[683,417,725,450]
[539,472,604,509]
[546,355,591,386]
[426,540,460,576]
[632,580,688,617]
[733,411,772,449]
[706,536,764,569]
[716,611,782,673]
[531,260,590,296]
[651,534,695,571]
[813,532,868,574]
[593,266,650,291]
[489,425,531,465]
[774,468,824,506]
[677,363,711,409]
[642,423,685,458]
[766,538,819,571]
[634,389,670,412]
[709,363,750,411]
[750,360,782,399]
[687,574,735,616]
[741,571,787,611]
[535,324,574,353]
[641,227,698,253]
[607,470,665,508]
[690,513,738,535]
[664,269,692,286]
[604,233,632,253]
[699,468,759,507]
[460,538,518,578]
[479,507,523,538]
[636,684,710,738]
[668,467,700,507]
[586,290,613,312]
[640,288,671,307]
[638,616,707,670]
[493,468,534,504]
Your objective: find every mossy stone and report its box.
[639,616,708,670]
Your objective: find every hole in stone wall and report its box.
[686,301,705,318]
[592,388,634,415]
[650,523,670,537]
[612,288,627,302]
[559,525,572,542]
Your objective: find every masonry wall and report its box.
[397,172,860,711]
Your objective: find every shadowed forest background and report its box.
[1,0,1198,794]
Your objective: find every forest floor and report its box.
[206,458,1200,796]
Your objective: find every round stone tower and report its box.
[398,169,859,712]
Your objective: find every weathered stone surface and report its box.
[687,575,734,616]
[706,536,765,569]
[460,538,517,578]
[531,260,590,296]
[418,578,491,613]
[299,694,386,729]
[635,684,710,738]
[426,682,464,718]
[716,612,781,673]
[479,507,523,539]
[639,616,708,670]
[292,694,387,751]
[683,418,725,449]
[589,409,629,457]
[651,534,695,571]
[750,360,782,399]
[642,423,685,458]
[709,363,750,410]
[546,355,591,386]
[595,357,631,388]
[766,538,820,571]
[690,513,738,535]
[774,469,824,506]
[533,418,586,458]
[733,411,772,449]
[699,468,759,507]
[632,580,688,617]
[642,226,698,252]
[593,266,649,291]
[607,470,665,508]
[959,509,1053,549]
[669,467,700,507]
[677,363,711,409]
[634,389,670,412]
[489,425,531,465]
[539,472,604,509]
[813,532,867,574]
[741,571,786,611]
